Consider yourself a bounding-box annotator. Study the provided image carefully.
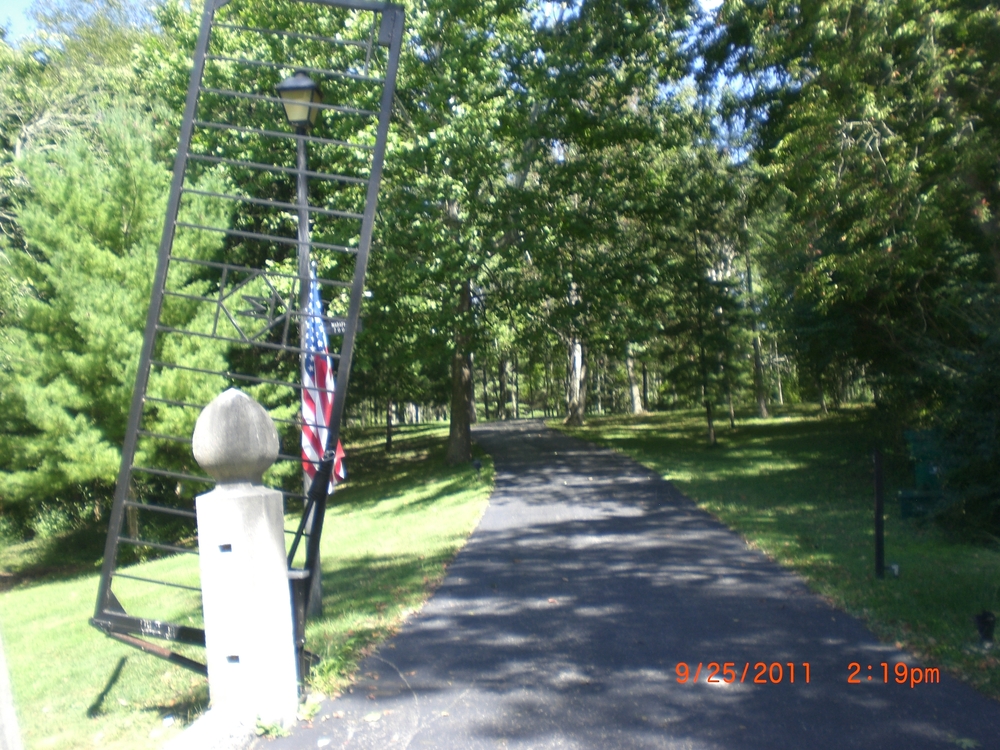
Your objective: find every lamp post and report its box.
[276,71,323,323]
[276,71,324,623]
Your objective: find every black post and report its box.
[296,126,325,618]
[289,570,309,687]
[874,448,884,578]
[296,128,309,318]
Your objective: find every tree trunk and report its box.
[642,361,649,411]
[626,345,643,414]
[482,363,490,420]
[704,390,716,446]
[466,352,477,424]
[528,363,535,418]
[594,357,603,414]
[385,398,393,452]
[564,337,587,426]
[727,385,735,429]
[817,377,828,415]
[752,335,768,418]
[446,281,473,464]
[513,353,520,419]
[544,356,553,417]
[744,226,768,419]
[699,347,714,446]
[494,365,502,418]
[773,341,784,405]
[498,355,509,420]
[694,237,714,446]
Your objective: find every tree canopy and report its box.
[2,0,999,540]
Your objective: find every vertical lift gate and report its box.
[90,0,403,675]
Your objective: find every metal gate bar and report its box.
[91,0,403,674]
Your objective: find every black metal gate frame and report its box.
[90,0,404,676]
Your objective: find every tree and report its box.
[0,110,227,521]
[0,0,155,240]
[702,0,1000,415]
[700,0,1000,537]
[366,0,537,460]
[505,0,697,425]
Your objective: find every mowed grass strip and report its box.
[0,423,492,749]
[558,407,1000,700]
[297,424,493,696]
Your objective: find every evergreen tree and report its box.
[0,110,227,521]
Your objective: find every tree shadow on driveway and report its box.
[259,419,1000,750]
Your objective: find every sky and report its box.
[2,0,35,41]
[2,0,724,44]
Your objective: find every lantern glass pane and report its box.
[280,88,313,126]
[309,90,322,126]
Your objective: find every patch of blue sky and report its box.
[531,0,581,29]
[672,0,760,163]
[1,0,35,42]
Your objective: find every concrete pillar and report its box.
[192,389,299,728]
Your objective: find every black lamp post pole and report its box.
[296,127,310,318]
[295,126,326,618]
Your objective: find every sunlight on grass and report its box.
[0,573,206,750]
[560,406,1000,700]
[0,423,492,749]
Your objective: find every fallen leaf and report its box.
[363,712,381,723]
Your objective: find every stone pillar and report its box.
[192,389,299,728]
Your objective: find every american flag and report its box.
[301,263,346,492]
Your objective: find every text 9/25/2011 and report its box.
[675,662,808,684]
[675,662,941,688]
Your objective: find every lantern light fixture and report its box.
[276,71,323,129]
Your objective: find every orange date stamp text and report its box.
[674,662,810,685]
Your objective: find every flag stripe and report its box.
[301,263,346,490]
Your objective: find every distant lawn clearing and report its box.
[0,424,492,749]
[558,407,1000,701]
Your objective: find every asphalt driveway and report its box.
[254,419,1000,749]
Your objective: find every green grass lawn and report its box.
[558,406,1000,700]
[0,423,492,749]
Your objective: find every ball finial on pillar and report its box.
[192,388,279,484]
